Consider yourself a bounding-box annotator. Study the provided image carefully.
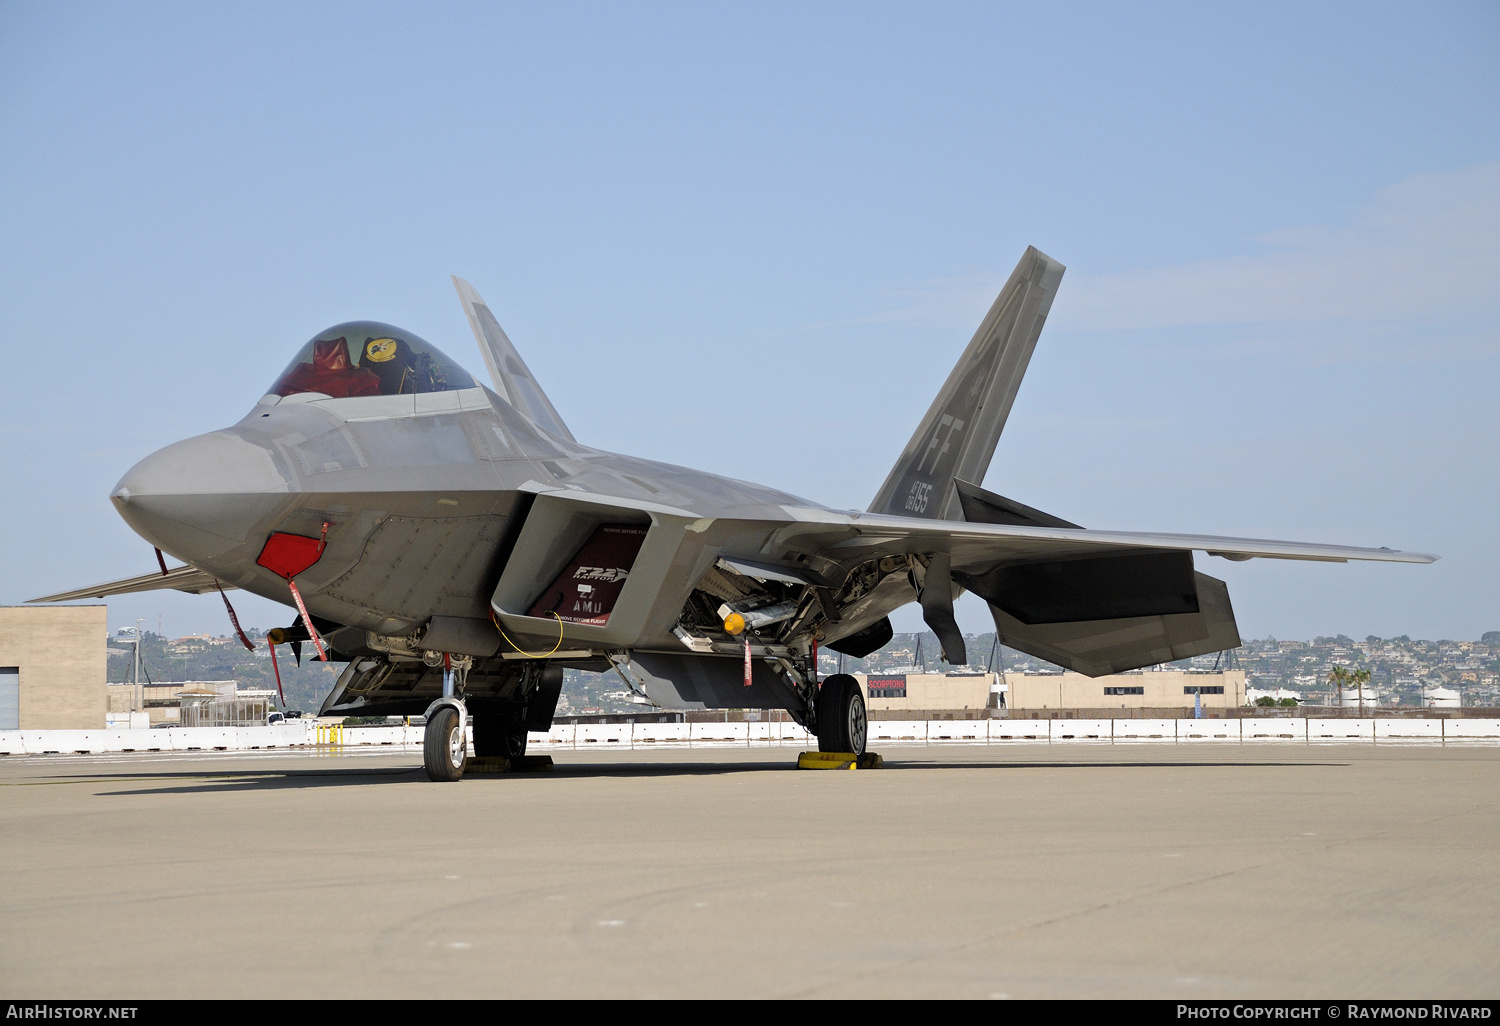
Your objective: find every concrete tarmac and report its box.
[0,743,1496,999]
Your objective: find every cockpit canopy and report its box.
[268,321,477,400]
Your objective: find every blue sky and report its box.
[2,1,1496,641]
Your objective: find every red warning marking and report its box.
[256,529,326,580]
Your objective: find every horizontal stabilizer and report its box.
[29,565,233,603]
[954,478,1080,529]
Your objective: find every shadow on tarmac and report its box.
[67,753,1348,795]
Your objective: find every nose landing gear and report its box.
[423,700,468,782]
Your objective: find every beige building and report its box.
[1003,669,1245,711]
[853,668,1245,713]
[0,606,108,729]
[855,672,996,713]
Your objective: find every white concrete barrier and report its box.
[232,726,280,749]
[575,722,631,745]
[1374,719,1444,742]
[689,721,750,745]
[926,721,987,743]
[97,729,167,752]
[0,722,319,755]
[1443,718,1500,740]
[1110,719,1178,742]
[1307,718,1373,742]
[20,729,75,754]
[251,724,316,748]
[778,721,812,744]
[4,729,60,753]
[340,725,421,747]
[1177,719,1241,742]
[40,730,86,753]
[167,726,237,750]
[530,723,575,747]
[1243,719,1306,742]
[869,720,927,743]
[6,717,1499,759]
[746,721,778,745]
[988,721,1050,742]
[632,721,691,745]
[1051,719,1113,742]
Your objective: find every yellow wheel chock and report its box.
[796,751,883,770]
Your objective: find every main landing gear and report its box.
[472,706,528,762]
[815,673,867,756]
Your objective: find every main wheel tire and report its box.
[506,718,528,760]
[473,709,528,760]
[815,674,867,756]
[424,706,467,781]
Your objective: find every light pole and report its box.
[132,618,145,714]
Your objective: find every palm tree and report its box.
[1328,666,1373,712]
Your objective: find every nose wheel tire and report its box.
[815,673,867,756]
[424,705,467,781]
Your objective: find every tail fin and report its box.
[868,246,1064,519]
[452,276,577,442]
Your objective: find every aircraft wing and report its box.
[771,501,1436,677]
[27,564,232,603]
[825,510,1440,565]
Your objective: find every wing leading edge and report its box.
[28,564,232,603]
[834,512,1440,566]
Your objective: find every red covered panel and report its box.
[256,531,326,580]
[527,524,648,626]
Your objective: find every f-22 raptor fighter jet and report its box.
[33,248,1435,779]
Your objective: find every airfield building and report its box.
[853,669,1246,715]
[1002,669,1246,711]
[0,606,108,730]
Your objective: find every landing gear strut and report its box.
[815,673,867,756]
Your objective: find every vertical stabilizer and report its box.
[868,247,1064,519]
[452,276,576,442]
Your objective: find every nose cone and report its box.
[112,431,289,561]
